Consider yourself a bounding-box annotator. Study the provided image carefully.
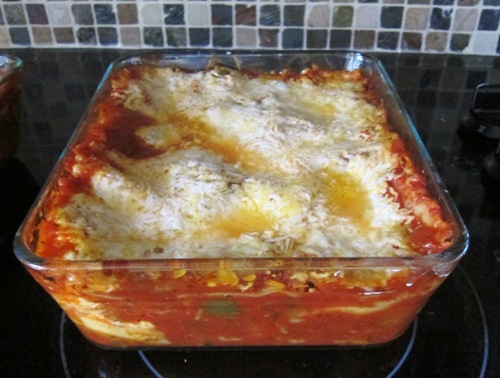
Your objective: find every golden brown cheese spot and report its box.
[321,169,373,229]
[141,112,265,171]
[209,207,276,238]
[192,126,267,172]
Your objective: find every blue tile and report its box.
[26,4,48,25]
[164,4,185,25]
[330,30,352,48]
[433,0,454,4]
[260,5,280,26]
[144,27,164,47]
[484,0,500,5]
[97,27,118,45]
[381,7,404,29]
[9,27,30,45]
[94,4,116,25]
[76,27,97,45]
[0,9,4,25]
[212,5,233,25]
[430,8,453,30]
[283,28,304,48]
[189,28,210,47]
[478,9,500,31]
[213,27,233,47]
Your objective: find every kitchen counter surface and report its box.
[1,49,499,377]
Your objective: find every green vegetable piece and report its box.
[204,300,240,316]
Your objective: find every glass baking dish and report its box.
[14,52,468,349]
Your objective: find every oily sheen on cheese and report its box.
[42,65,451,261]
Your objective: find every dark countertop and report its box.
[0,49,499,377]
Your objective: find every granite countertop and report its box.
[1,49,499,377]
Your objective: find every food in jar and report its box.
[19,56,461,348]
[0,56,22,167]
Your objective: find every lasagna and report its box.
[24,58,460,348]
[36,65,452,262]
[0,58,22,167]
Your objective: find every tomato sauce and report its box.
[388,139,453,254]
[28,264,446,347]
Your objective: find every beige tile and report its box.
[0,28,10,46]
[472,31,498,54]
[0,0,497,55]
[457,0,481,5]
[46,3,71,26]
[118,4,138,25]
[453,8,478,32]
[53,27,75,44]
[187,4,210,26]
[120,27,141,47]
[425,31,448,52]
[140,4,162,26]
[235,27,257,47]
[32,26,53,44]
[307,5,330,28]
[404,8,430,30]
[354,6,380,29]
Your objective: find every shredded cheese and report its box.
[52,66,420,260]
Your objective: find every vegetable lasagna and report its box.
[21,57,462,348]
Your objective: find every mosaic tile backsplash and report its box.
[0,1,498,55]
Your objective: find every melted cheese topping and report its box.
[51,66,419,260]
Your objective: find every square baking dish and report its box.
[14,52,468,349]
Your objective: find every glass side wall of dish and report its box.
[26,261,456,348]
